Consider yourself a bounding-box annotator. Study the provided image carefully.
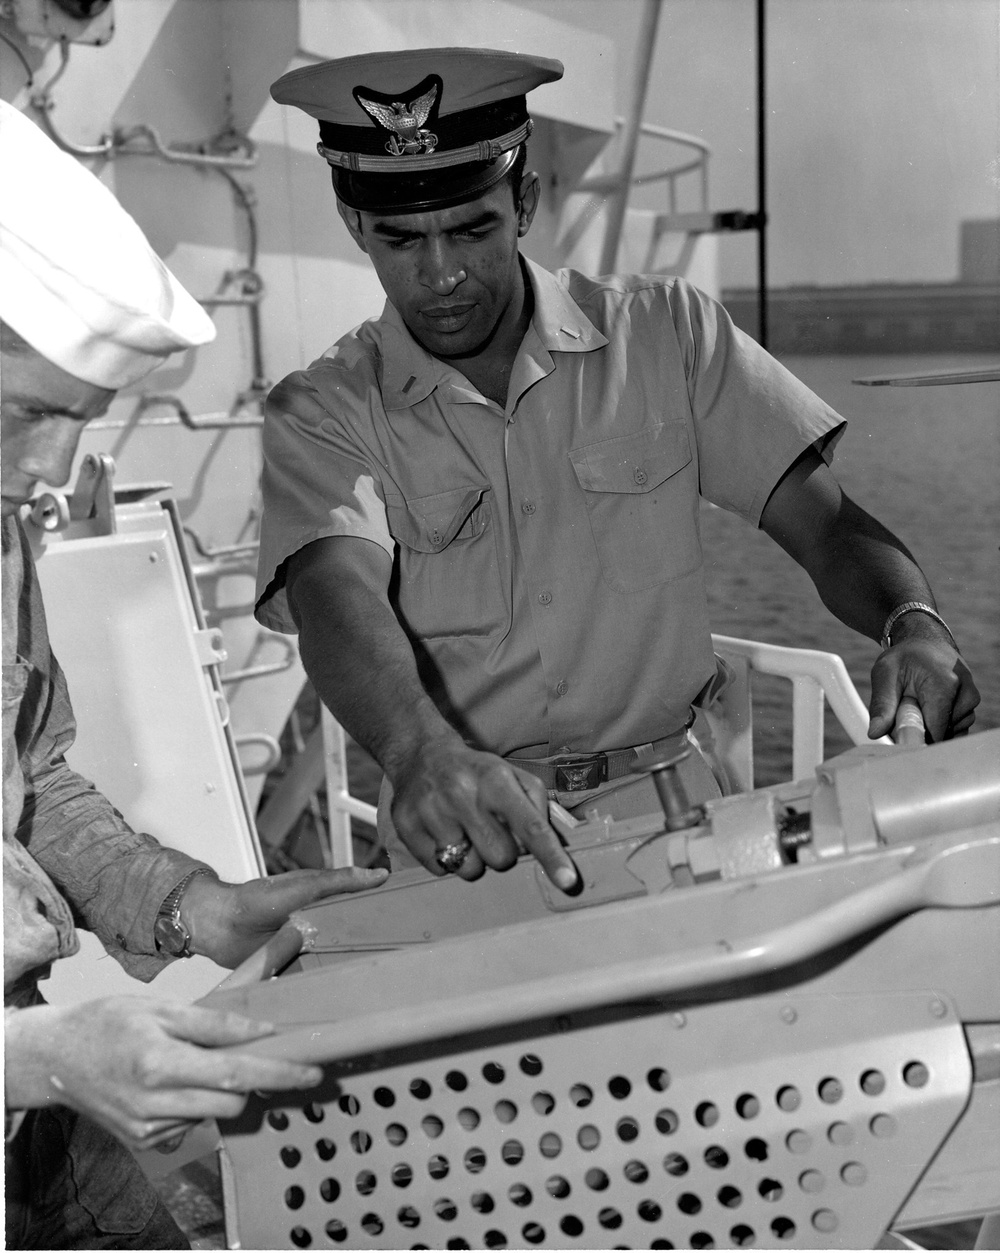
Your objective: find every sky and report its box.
[519,0,1000,289]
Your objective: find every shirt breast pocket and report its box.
[385,485,503,639]
[570,422,700,592]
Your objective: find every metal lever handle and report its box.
[893,696,926,747]
[646,747,701,830]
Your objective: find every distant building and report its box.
[723,218,1000,354]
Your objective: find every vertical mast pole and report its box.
[756,0,769,348]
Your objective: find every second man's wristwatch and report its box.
[153,868,214,958]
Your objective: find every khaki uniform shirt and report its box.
[256,263,844,758]
[2,515,207,1008]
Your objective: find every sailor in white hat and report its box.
[256,48,978,894]
[1,101,386,1250]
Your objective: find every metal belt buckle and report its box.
[554,754,608,792]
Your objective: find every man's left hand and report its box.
[183,866,388,969]
[868,637,979,742]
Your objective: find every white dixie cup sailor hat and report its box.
[0,100,215,389]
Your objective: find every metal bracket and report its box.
[193,627,227,669]
[28,452,116,536]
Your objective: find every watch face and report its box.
[154,914,190,956]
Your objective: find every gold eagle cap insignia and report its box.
[355,79,440,156]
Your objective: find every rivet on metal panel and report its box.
[780,1005,797,1024]
[148,552,159,562]
[928,997,947,1018]
[812,1208,839,1234]
[672,1012,687,1028]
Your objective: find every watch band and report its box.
[154,867,214,958]
[879,601,955,653]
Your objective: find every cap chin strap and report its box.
[332,146,520,215]
[318,119,531,173]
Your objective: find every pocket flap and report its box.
[570,423,692,494]
[386,485,489,553]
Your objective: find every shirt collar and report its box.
[378,256,608,411]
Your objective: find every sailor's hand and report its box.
[3,998,325,1152]
[868,636,979,742]
[389,739,579,892]
[184,866,388,969]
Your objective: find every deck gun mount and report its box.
[207,730,1000,1251]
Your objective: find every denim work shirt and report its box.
[255,263,844,758]
[2,515,207,1008]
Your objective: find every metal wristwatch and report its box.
[153,868,213,958]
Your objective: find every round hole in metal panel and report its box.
[501,1139,525,1165]
[397,1205,420,1229]
[718,1185,742,1208]
[508,1182,532,1207]
[373,1087,395,1108]
[409,1078,432,1100]
[539,1132,562,1158]
[281,1146,302,1168]
[386,1123,407,1146]
[758,1178,783,1202]
[391,1163,413,1188]
[623,1159,649,1184]
[458,1107,480,1130]
[786,1128,812,1153]
[730,1224,755,1247]
[519,1054,543,1076]
[303,1102,325,1123]
[585,1168,610,1191]
[570,1083,593,1107]
[483,1231,507,1248]
[339,1095,360,1116]
[356,1170,377,1195]
[655,1108,679,1134]
[841,1161,867,1186]
[689,1233,714,1249]
[560,1215,584,1237]
[433,1197,457,1221]
[547,1175,570,1198]
[360,1212,383,1236]
[532,1091,556,1115]
[736,1093,759,1119]
[647,1067,671,1092]
[903,1061,930,1088]
[290,1226,311,1247]
[775,1086,800,1112]
[445,1070,468,1092]
[464,1147,487,1174]
[446,1239,470,1249]
[521,1222,546,1244]
[818,1077,843,1104]
[483,1062,505,1084]
[421,1115,444,1139]
[639,1199,664,1221]
[799,1169,825,1194]
[745,1137,769,1161]
[599,1207,623,1229]
[870,1113,897,1138]
[471,1191,495,1213]
[494,1100,517,1124]
[324,1218,347,1243]
[268,1111,290,1131]
[651,1241,675,1250]
[771,1216,796,1241]
[608,1075,632,1099]
[860,1069,885,1096]
[663,1152,689,1176]
[350,1129,372,1154]
[695,1101,718,1128]
[704,1145,728,1169]
[812,1208,839,1234]
[284,1186,305,1210]
[827,1121,853,1146]
[676,1192,701,1215]
[428,1154,450,1179]
[319,1177,340,1203]
[616,1116,640,1142]
[315,1137,336,1161]
[578,1124,601,1150]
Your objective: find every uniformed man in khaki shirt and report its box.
[257,48,979,893]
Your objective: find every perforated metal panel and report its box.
[220,992,970,1249]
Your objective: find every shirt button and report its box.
[430,528,443,545]
[521,501,536,514]
[633,466,648,485]
[116,933,127,948]
[555,680,568,696]
[538,591,552,605]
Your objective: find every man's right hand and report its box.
[387,738,579,891]
[4,997,325,1151]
